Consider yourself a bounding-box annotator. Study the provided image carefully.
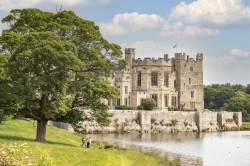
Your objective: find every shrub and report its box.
[104,144,114,149]
[0,142,33,165]
[168,106,179,111]
[137,105,144,110]
[115,105,129,110]
[142,98,156,110]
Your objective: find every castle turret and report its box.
[125,48,135,68]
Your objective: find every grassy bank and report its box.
[0,119,176,166]
[242,122,250,130]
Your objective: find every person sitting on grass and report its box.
[86,137,91,148]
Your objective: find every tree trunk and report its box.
[36,120,48,142]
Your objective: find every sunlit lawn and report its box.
[0,119,176,166]
[242,122,250,130]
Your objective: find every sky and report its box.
[0,0,249,85]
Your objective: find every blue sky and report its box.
[0,0,250,85]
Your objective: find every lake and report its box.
[91,131,250,166]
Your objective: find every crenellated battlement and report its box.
[196,53,203,60]
[125,48,135,54]
[131,51,203,67]
[132,57,171,66]
[175,53,186,60]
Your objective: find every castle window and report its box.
[137,71,141,86]
[151,94,158,107]
[172,96,177,107]
[117,99,120,106]
[189,78,191,84]
[164,95,169,107]
[125,86,128,94]
[190,102,195,109]
[117,86,120,95]
[191,91,194,98]
[140,98,144,105]
[190,67,193,71]
[164,73,169,87]
[124,98,128,106]
[151,72,158,86]
[174,80,176,88]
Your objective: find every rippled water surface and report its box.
[91,131,250,166]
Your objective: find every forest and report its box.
[204,84,250,122]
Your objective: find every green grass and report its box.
[242,122,250,129]
[0,119,176,166]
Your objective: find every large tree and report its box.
[0,9,126,142]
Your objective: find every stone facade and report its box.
[107,48,204,111]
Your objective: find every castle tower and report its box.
[174,53,204,111]
[125,48,135,68]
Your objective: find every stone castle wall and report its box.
[49,110,242,134]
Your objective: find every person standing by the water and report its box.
[86,137,92,148]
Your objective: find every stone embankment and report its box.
[49,110,242,134]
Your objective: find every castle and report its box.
[108,48,204,111]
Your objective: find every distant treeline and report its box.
[204,84,250,121]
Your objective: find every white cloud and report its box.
[230,48,250,57]
[51,0,82,6]
[100,12,219,37]
[160,21,219,37]
[169,0,250,25]
[0,0,41,11]
[218,48,250,64]
[51,0,114,7]
[0,0,115,11]
[99,12,165,35]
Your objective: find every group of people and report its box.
[81,137,92,148]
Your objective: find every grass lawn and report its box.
[0,119,176,166]
[242,122,250,130]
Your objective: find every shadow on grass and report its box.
[0,135,77,147]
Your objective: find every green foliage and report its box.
[168,107,179,111]
[142,98,156,110]
[204,84,250,121]
[246,84,250,95]
[115,105,130,110]
[137,105,144,110]
[0,142,33,165]
[0,8,125,141]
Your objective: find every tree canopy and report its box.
[0,8,126,142]
[204,84,250,121]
